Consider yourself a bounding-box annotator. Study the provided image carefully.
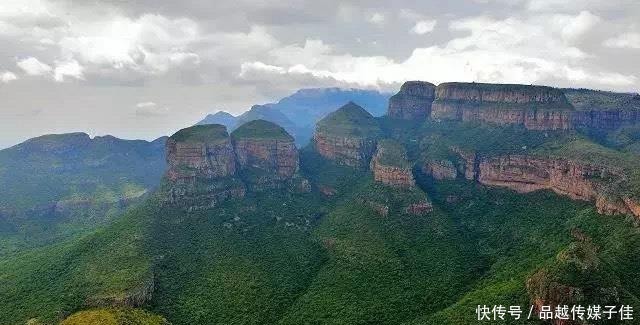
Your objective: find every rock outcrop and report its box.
[370,139,415,187]
[443,148,640,219]
[388,81,436,120]
[232,120,299,178]
[165,124,245,210]
[314,102,382,168]
[565,88,640,130]
[166,124,238,182]
[431,82,574,130]
[423,160,457,180]
[231,120,305,191]
[165,121,305,209]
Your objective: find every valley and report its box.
[1,81,640,324]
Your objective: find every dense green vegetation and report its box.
[0,199,155,324]
[2,115,640,325]
[60,308,168,325]
[169,124,230,143]
[374,139,412,168]
[0,133,165,256]
[316,102,382,137]
[231,119,294,140]
[563,88,640,111]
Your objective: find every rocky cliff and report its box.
[231,120,306,191]
[431,82,574,130]
[314,102,382,168]
[166,124,238,182]
[165,124,245,210]
[388,81,436,120]
[443,147,640,220]
[165,121,306,209]
[370,139,415,187]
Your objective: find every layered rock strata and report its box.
[431,82,574,130]
[165,121,304,209]
[232,120,303,191]
[423,160,457,180]
[370,139,415,187]
[165,124,245,209]
[445,148,640,219]
[387,81,436,120]
[314,102,382,168]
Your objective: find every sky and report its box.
[0,0,639,148]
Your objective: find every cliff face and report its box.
[388,81,436,120]
[232,120,299,179]
[314,102,382,168]
[431,82,574,130]
[165,121,304,209]
[165,125,245,210]
[165,133,237,182]
[370,140,415,187]
[447,149,640,219]
[423,160,457,180]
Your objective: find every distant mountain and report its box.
[196,111,237,129]
[0,133,166,255]
[196,88,391,146]
[265,88,391,127]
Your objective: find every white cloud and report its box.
[411,20,437,35]
[54,59,84,82]
[58,14,200,74]
[1,71,18,83]
[604,32,640,49]
[135,101,170,117]
[558,10,601,42]
[238,13,636,91]
[368,13,385,25]
[16,57,52,76]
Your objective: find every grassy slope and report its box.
[0,199,156,324]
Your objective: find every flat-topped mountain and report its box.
[231,120,300,182]
[387,81,436,120]
[314,102,382,168]
[387,80,640,132]
[435,82,571,105]
[165,120,304,209]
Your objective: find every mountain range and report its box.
[197,87,391,146]
[1,82,640,324]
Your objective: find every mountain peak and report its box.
[170,124,230,143]
[231,119,293,141]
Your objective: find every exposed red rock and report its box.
[447,150,640,219]
[314,102,382,168]
[370,140,415,188]
[423,160,457,180]
[371,162,415,187]
[432,83,573,130]
[314,133,377,168]
[165,135,237,182]
[233,138,299,178]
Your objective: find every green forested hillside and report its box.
[1,119,639,325]
[0,133,166,256]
